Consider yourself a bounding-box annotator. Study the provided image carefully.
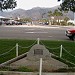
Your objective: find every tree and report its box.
[0,0,17,11]
[41,13,46,19]
[64,17,69,23]
[53,9,63,24]
[59,0,75,25]
[20,18,32,23]
[53,9,63,16]
[48,11,53,18]
[59,0,75,12]
[48,11,53,25]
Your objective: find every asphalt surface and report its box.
[0,25,74,40]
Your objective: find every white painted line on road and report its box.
[48,36,53,37]
[25,32,34,33]
[25,32,48,33]
[25,29,35,30]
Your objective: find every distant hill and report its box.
[0,6,74,20]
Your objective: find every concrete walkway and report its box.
[0,71,75,75]
[1,24,75,29]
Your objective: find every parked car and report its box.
[5,20,22,25]
[65,29,75,40]
[44,22,49,25]
[15,21,22,25]
[5,20,15,25]
[0,21,2,25]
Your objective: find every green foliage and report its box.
[59,0,75,12]
[0,39,75,67]
[20,18,32,22]
[60,21,67,26]
[48,10,63,17]
[54,67,75,72]
[48,11,53,17]
[17,67,33,72]
[0,39,35,64]
[48,9,63,25]
[64,17,69,22]
[68,22,74,26]
[53,9,63,16]
[39,18,49,24]
[0,67,10,71]
[0,0,17,11]
[41,40,75,66]
[0,66,33,72]
[0,73,4,75]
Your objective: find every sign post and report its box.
[60,45,62,58]
[37,38,40,45]
[39,58,42,75]
[16,43,18,57]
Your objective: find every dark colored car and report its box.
[44,22,49,25]
[5,20,22,25]
[65,29,75,40]
[5,20,15,25]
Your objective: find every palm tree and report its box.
[64,17,69,25]
[42,13,46,19]
[48,11,53,25]
[48,11,53,17]
[53,9,63,25]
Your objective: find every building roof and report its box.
[0,16,10,20]
[0,16,6,18]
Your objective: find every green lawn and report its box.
[0,39,75,67]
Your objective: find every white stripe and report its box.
[25,32,48,33]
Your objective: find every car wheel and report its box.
[69,36,73,40]
[73,35,75,41]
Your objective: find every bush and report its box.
[54,68,75,72]
[60,21,67,26]
[68,22,74,26]
[17,67,33,72]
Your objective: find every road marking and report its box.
[25,32,48,33]
[25,29,35,30]
[4,25,60,28]
[48,36,53,37]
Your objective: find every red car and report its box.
[66,29,75,40]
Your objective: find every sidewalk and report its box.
[1,24,75,29]
[2,25,59,28]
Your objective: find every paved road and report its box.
[0,25,74,40]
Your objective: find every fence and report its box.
[0,38,75,66]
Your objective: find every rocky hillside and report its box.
[0,6,74,20]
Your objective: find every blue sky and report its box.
[15,0,62,10]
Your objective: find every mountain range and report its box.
[0,6,74,20]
